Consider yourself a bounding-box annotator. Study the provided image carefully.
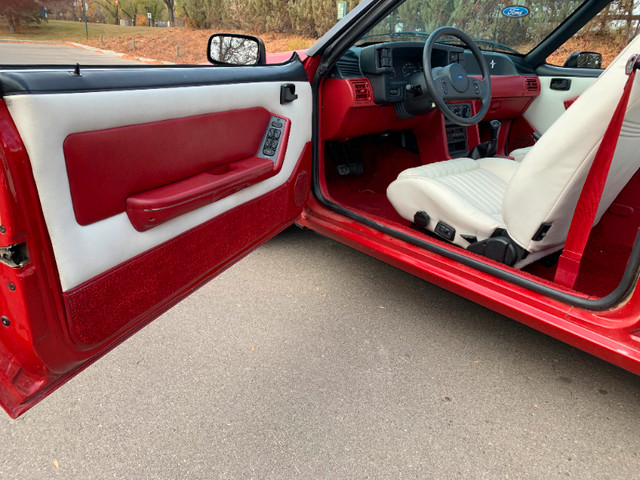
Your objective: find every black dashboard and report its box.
[358,42,463,103]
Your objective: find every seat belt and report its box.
[555,55,640,289]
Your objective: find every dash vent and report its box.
[336,57,362,78]
[350,80,373,105]
[524,76,541,94]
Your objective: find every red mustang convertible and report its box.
[1,0,640,417]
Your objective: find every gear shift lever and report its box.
[486,120,501,157]
[468,120,502,159]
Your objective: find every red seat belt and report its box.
[555,56,639,289]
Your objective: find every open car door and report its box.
[0,56,312,417]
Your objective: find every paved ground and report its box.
[1,227,639,479]
[0,41,143,65]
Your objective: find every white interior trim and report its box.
[6,81,312,291]
[524,76,596,133]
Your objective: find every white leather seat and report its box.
[509,146,530,162]
[388,157,518,245]
[387,35,640,267]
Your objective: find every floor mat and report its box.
[329,185,409,225]
[324,134,421,225]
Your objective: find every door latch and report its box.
[0,242,29,268]
[280,84,298,104]
[550,78,571,91]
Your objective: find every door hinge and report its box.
[0,242,29,268]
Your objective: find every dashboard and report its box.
[390,47,454,79]
[323,40,540,142]
[335,41,527,104]
[358,42,463,103]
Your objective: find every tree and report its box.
[141,0,166,23]
[46,0,77,21]
[162,0,174,26]
[179,0,209,28]
[0,0,47,33]
[119,0,140,24]
[95,0,120,24]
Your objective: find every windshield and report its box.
[356,0,588,55]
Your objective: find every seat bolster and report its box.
[504,35,640,253]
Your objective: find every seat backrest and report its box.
[503,35,640,253]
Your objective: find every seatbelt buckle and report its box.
[625,54,640,75]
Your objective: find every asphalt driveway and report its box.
[0,41,144,65]
[1,227,639,479]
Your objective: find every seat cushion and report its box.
[387,157,519,246]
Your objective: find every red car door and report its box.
[0,59,312,417]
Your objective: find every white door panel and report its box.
[524,76,596,133]
[6,81,312,291]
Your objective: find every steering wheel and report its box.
[423,27,492,126]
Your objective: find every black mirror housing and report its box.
[563,51,603,69]
[207,33,266,66]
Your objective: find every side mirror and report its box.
[563,51,602,69]
[207,33,266,66]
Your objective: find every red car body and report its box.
[1,0,640,418]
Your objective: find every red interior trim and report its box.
[321,78,423,140]
[482,75,540,120]
[556,70,637,288]
[126,157,273,231]
[508,116,538,153]
[63,141,312,347]
[564,97,578,109]
[125,118,291,231]
[65,185,288,346]
[64,107,272,226]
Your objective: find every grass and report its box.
[0,19,160,43]
[285,38,313,51]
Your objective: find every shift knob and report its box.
[485,120,502,157]
[490,120,501,142]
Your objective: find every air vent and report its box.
[336,57,362,78]
[350,79,373,105]
[524,76,540,94]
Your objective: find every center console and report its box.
[445,103,472,158]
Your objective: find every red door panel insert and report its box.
[63,107,272,225]
[126,157,272,231]
[125,116,291,231]
[62,142,311,347]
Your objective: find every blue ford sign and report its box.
[502,6,529,18]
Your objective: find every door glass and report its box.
[547,2,640,68]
